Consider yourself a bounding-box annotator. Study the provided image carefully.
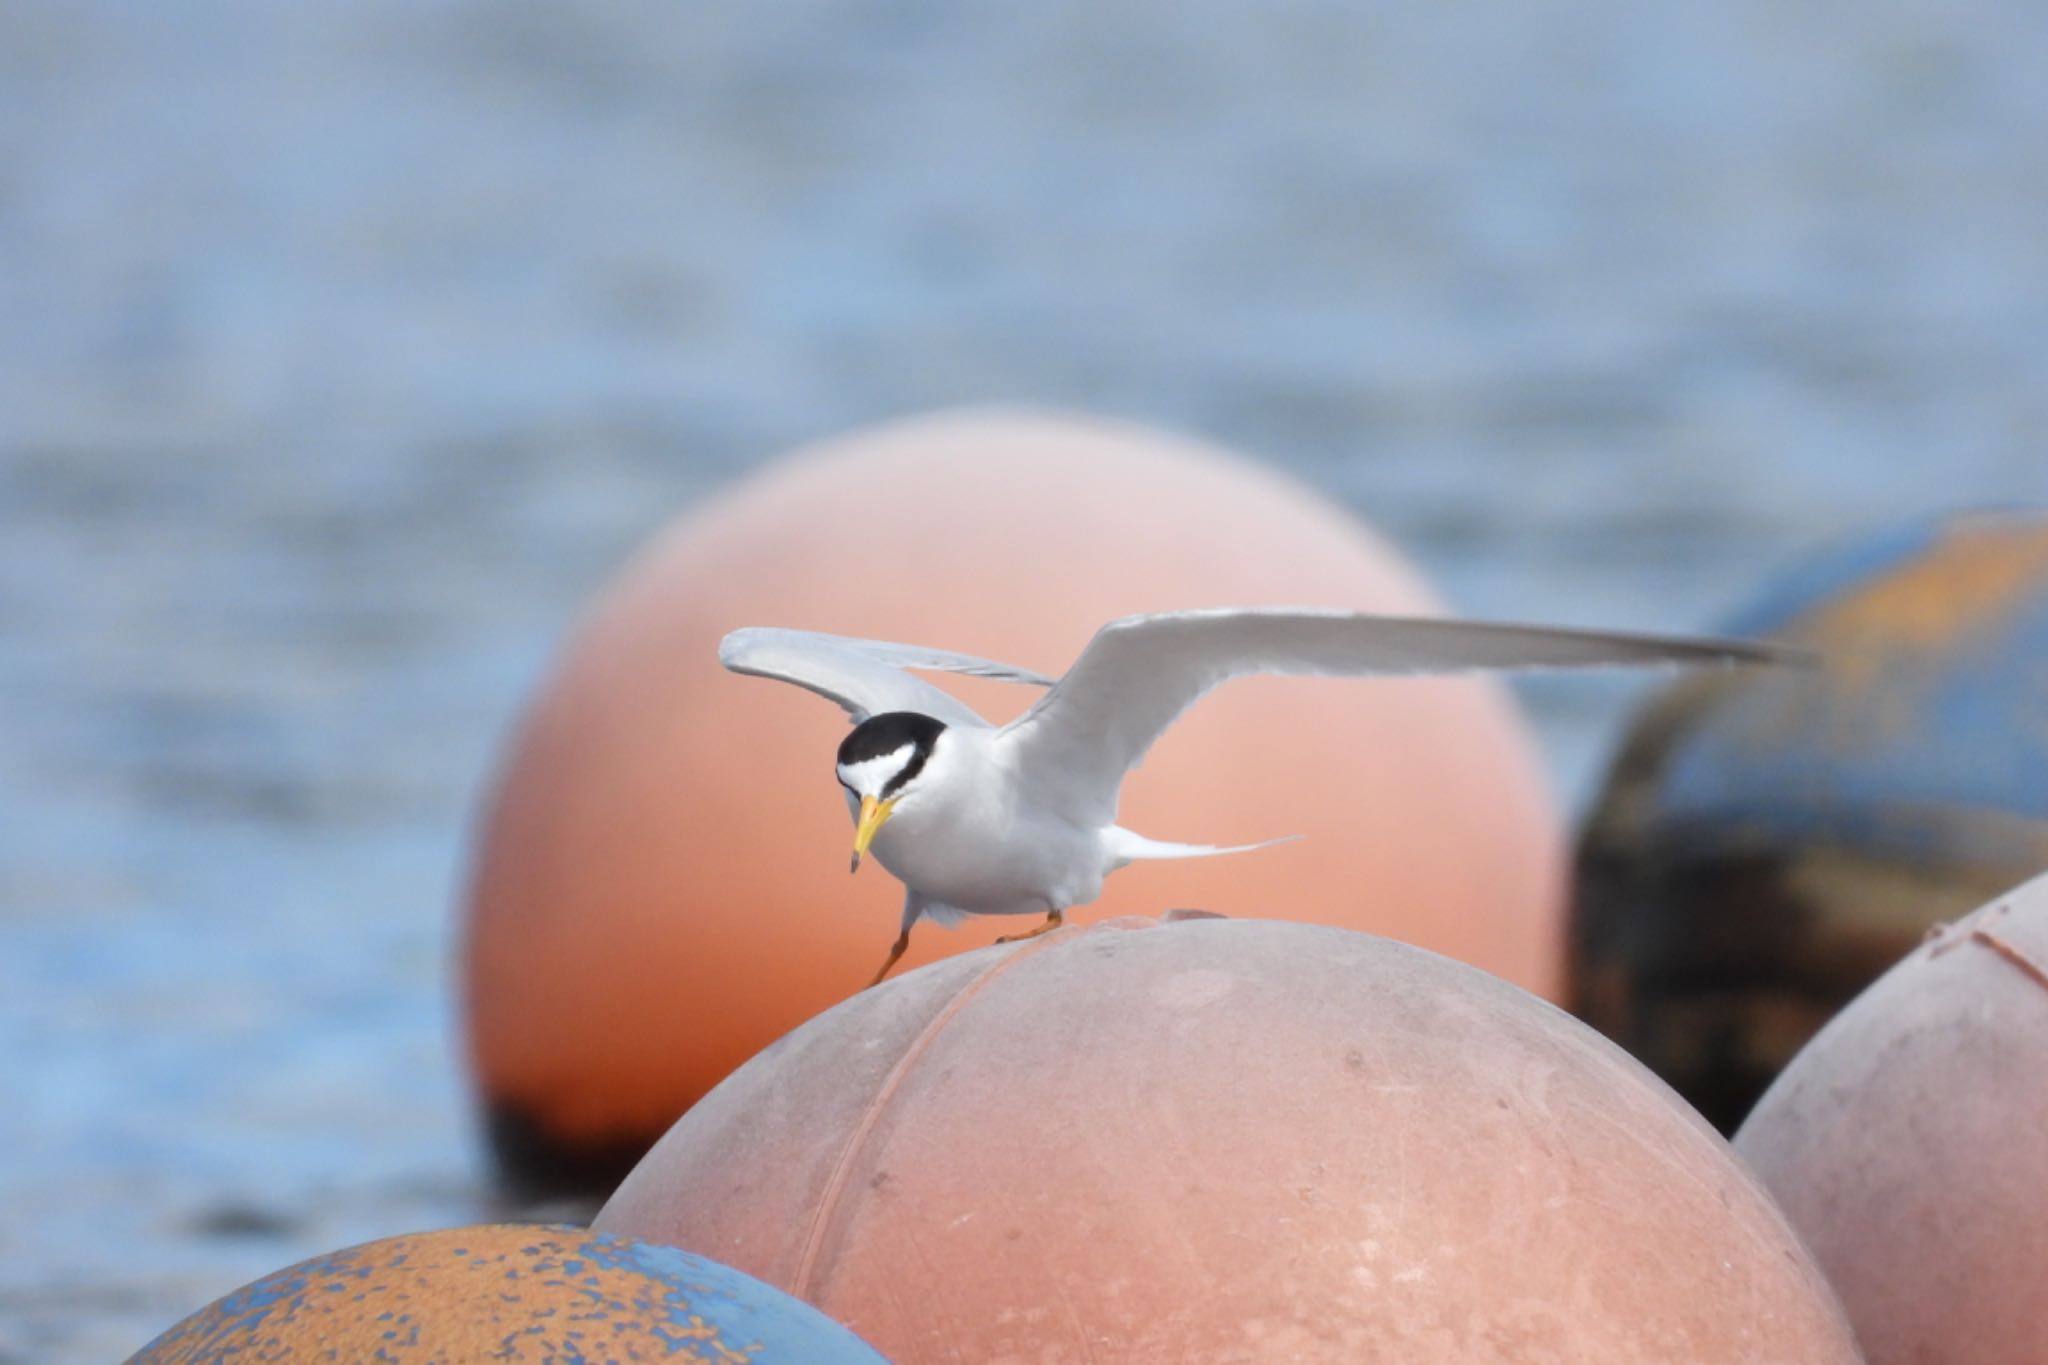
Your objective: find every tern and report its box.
[721,607,1796,985]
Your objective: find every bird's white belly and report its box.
[861,787,1105,917]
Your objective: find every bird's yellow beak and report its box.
[850,794,896,873]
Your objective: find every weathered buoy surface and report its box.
[464,408,1569,1198]
[597,915,1860,1364]
[126,1224,890,1363]
[1736,873,2048,1365]
[1573,509,2048,1129]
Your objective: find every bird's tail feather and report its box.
[1103,827,1301,868]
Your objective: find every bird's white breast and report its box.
[858,726,1107,916]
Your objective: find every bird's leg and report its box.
[867,929,912,989]
[996,909,1064,945]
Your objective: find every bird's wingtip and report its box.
[1734,639,1821,670]
[716,627,761,668]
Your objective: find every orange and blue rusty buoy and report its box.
[1573,509,2048,1132]
[126,1225,890,1363]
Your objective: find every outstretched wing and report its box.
[997,606,1802,826]
[719,626,1056,728]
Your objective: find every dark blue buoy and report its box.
[1573,508,2048,1131]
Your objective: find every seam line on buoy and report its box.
[1969,927,2048,994]
[791,932,1073,1299]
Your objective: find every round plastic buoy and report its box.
[464,408,1569,1198]
[1573,509,2048,1129]
[1736,872,2048,1365]
[126,1224,889,1363]
[597,916,1859,1364]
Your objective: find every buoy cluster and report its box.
[129,416,2048,1362]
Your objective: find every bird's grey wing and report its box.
[996,607,1802,826]
[719,626,1054,727]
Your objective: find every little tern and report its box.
[720,607,1798,985]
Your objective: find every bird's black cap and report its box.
[836,711,946,796]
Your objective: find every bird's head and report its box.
[835,711,948,873]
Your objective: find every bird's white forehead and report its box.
[837,743,916,794]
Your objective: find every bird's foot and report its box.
[996,910,1064,945]
[865,929,912,989]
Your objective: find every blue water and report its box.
[5,3,2047,1357]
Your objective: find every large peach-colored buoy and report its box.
[127,1224,888,1362]
[1735,873,2048,1365]
[596,916,1860,1363]
[463,408,1568,1197]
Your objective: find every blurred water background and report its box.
[4,2,2046,1358]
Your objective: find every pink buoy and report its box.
[600,915,1859,1363]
